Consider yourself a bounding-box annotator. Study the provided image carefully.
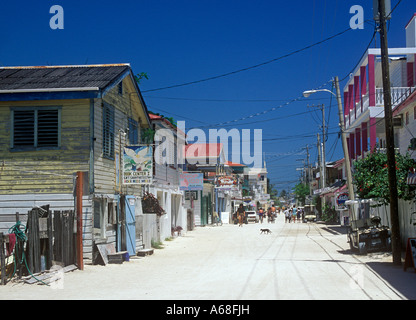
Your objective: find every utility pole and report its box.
[317,133,322,188]
[321,104,326,191]
[303,80,355,216]
[377,0,401,265]
[306,144,311,194]
[317,133,325,216]
[310,104,326,189]
[334,76,355,202]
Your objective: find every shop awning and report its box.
[319,180,346,197]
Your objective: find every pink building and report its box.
[343,14,416,160]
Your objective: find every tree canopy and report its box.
[353,150,416,206]
[294,182,310,205]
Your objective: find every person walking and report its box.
[237,204,246,227]
[258,207,264,224]
[267,207,272,223]
[292,206,297,223]
[285,209,290,223]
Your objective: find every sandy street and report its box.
[1,214,415,300]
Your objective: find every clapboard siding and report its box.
[154,163,179,185]
[0,99,90,194]
[93,80,144,196]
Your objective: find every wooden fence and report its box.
[0,206,76,285]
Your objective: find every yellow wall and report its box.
[0,99,91,194]
[0,75,150,196]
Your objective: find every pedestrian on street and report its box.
[292,206,297,223]
[237,204,245,227]
[267,207,273,223]
[285,209,291,223]
[297,207,301,223]
[258,207,264,223]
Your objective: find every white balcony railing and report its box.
[346,87,416,129]
[376,87,416,108]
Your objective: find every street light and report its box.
[302,77,355,209]
[302,89,334,98]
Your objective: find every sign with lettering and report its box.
[123,145,153,185]
[179,172,203,191]
[336,193,349,206]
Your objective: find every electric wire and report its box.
[142,26,354,93]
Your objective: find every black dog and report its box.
[260,228,272,234]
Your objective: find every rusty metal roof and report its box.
[0,64,130,90]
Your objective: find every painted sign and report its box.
[217,176,237,186]
[179,172,203,191]
[336,193,349,206]
[123,145,153,185]
[336,193,349,211]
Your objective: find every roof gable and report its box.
[0,64,130,91]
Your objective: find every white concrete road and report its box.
[1,214,416,300]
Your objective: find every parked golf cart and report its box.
[303,204,317,223]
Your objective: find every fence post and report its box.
[76,171,84,270]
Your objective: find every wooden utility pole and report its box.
[76,171,84,270]
[377,0,401,265]
[310,105,326,189]
[334,76,355,222]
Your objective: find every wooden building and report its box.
[0,64,151,264]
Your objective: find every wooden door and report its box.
[125,196,136,256]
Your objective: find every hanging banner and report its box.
[179,172,203,191]
[123,145,153,185]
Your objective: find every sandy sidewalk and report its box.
[1,215,415,300]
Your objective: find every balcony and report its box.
[346,86,416,130]
[375,87,416,107]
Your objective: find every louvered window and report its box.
[103,103,115,159]
[12,108,60,149]
[128,118,138,145]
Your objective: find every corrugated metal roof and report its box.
[0,64,130,91]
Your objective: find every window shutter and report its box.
[37,110,59,147]
[12,108,60,149]
[13,111,35,147]
[128,118,138,145]
[103,104,115,158]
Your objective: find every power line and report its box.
[143,95,333,103]
[142,27,354,93]
[143,27,379,131]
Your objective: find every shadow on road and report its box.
[364,261,416,299]
[321,225,349,235]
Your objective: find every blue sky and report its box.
[1,0,415,193]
